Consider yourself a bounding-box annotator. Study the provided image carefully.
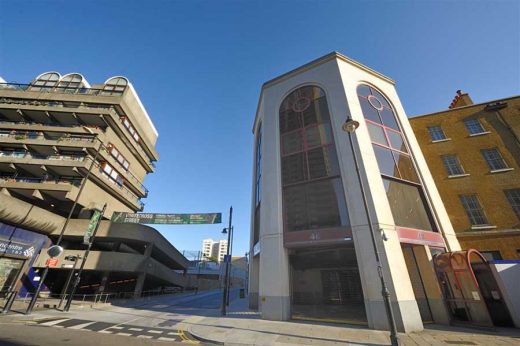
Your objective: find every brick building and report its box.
[410,91,520,260]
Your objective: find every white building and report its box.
[201,239,228,263]
[248,52,461,333]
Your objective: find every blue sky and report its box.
[1,0,519,257]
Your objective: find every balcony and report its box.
[0,152,143,211]
[0,102,156,171]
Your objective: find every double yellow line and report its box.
[178,329,200,344]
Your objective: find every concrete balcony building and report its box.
[0,73,187,298]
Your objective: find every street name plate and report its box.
[111,212,222,225]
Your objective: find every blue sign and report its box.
[223,255,231,263]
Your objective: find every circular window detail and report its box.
[292,97,311,112]
[367,95,384,111]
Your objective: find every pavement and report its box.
[1,289,520,346]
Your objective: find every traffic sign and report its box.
[223,255,231,263]
[111,212,222,225]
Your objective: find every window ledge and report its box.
[490,168,514,174]
[448,173,470,179]
[469,131,491,137]
[431,138,451,143]
[471,225,497,230]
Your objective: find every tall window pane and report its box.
[481,148,508,171]
[358,84,435,232]
[505,189,520,220]
[460,194,488,225]
[280,86,349,232]
[383,178,433,231]
[464,118,486,135]
[428,126,446,141]
[442,155,465,176]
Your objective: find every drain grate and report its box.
[444,341,477,345]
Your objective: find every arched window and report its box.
[56,73,86,93]
[357,84,435,231]
[29,72,60,92]
[103,76,128,95]
[279,86,349,232]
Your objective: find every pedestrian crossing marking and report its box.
[40,318,68,326]
[69,321,96,330]
[34,318,199,343]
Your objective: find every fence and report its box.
[1,288,184,314]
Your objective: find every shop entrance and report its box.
[290,246,367,324]
[402,245,433,323]
[0,257,25,297]
[434,250,514,328]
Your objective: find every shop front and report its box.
[0,222,50,299]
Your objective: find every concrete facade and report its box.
[0,73,187,297]
[249,52,461,332]
[410,93,520,260]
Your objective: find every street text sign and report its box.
[111,212,222,225]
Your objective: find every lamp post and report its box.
[342,116,400,346]
[26,132,102,314]
[221,206,233,315]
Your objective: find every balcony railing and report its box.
[0,175,82,186]
[0,82,125,96]
[0,150,86,162]
[0,130,96,143]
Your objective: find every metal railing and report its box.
[6,289,184,313]
[0,175,82,186]
[0,82,125,96]
[0,130,97,143]
[0,150,86,162]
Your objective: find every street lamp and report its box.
[221,206,233,315]
[342,115,400,346]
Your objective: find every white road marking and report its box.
[69,321,96,330]
[110,326,124,330]
[158,337,176,341]
[40,319,68,326]
[99,330,113,334]
[117,332,132,336]
[168,332,181,335]
[129,327,143,331]
[137,335,153,339]
[148,330,162,334]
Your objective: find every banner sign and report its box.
[84,209,103,245]
[111,212,222,225]
[0,239,35,258]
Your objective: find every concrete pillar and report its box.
[259,234,290,320]
[248,255,260,309]
[412,245,451,325]
[134,242,153,297]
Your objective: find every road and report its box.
[0,289,238,346]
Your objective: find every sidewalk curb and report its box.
[188,329,225,345]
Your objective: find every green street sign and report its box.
[84,209,102,245]
[111,212,222,225]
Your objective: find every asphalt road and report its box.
[0,289,238,346]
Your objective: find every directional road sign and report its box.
[111,212,222,225]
